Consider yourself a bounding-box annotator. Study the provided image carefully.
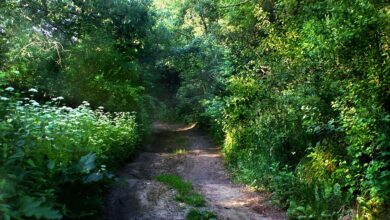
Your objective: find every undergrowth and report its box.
[0,88,140,219]
[186,209,217,220]
[155,173,206,207]
[156,173,217,219]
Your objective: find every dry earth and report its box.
[105,122,286,220]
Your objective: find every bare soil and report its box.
[105,122,286,220]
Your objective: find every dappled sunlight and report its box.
[219,198,259,208]
[152,122,197,132]
[195,153,221,158]
[175,123,197,131]
[201,183,265,209]
[1,0,386,218]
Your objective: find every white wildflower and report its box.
[60,106,72,111]
[5,87,14,92]
[30,100,40,106]
[28,88,38,93]
[0,96,9,101]
[45,136,54,141]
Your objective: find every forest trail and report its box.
[105,122,286,220]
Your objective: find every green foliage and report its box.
[1,0,389,219]
[173,148,188,155]
[162,0,390,219]
[186,209,217,220]
[0,1,160,218]
[156,174,193,194]
[156,173,206,207]
[177,193,206,207]
[172,36,229,122]
[213,0,389,218]
[0,88,139,219]
[1,0,157,129]
[17,196,62,220]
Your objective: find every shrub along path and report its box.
[105,122,285,220]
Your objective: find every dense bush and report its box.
[0,88,139,219]
[0,1,159,218]
[206,1,389,218]
[160,0,390,218]
[0,0,157,128]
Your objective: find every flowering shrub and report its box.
[0,87,139,219]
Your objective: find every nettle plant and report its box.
[0,87,139,219]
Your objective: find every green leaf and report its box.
[78,153,96,173]
[47,160,55,170]
[83,172,103,183]
[9,150,24,160]
[19,196,62,219]
[27,159,36,168]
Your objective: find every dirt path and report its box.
[105,122,286,220]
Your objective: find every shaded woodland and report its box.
[0,0,389,219]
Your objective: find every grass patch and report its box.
[177,193,206,207]
[156,173,205,207]
[173,148,188,155]
[156,174,192,194]
[186,209,217,220]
